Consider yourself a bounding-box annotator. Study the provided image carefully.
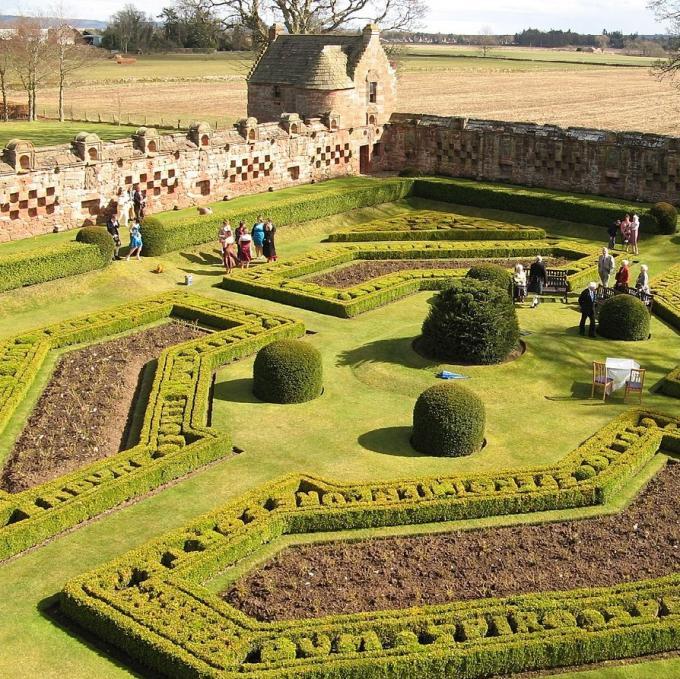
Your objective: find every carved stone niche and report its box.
[280,112,302,136]
[74,132,103,163]
[133,127,160,155]
[322,111,341,131]
[4,139,35,173]
[237,117,259,143]
[189,121,212,147]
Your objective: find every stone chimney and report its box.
[269,23,285,43]
[362,23,380,45]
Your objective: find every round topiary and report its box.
[465,262,512,294]
[253,340,323,403]
[75,226,115,261]
[650,202,678,235]
[412,383,485,457]
[420,278,520,364]
[597,294,650,341]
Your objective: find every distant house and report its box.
[247,24,397,129]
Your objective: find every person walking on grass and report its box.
[597,247,615,288]
[106,214,122,260]
[222,224,238,274]
[237,221,252,269]
[513,263,527,302]
[578,282,598,337]
[528,255,547,307]
[126,219,143,261]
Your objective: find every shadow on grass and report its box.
[213,378,260,404]
[180,250,222,266]
[179,266,225,277]
[358,426,426,457]
[38,595,155,678]
[337,337,437,370]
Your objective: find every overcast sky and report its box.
[10,0,667,34]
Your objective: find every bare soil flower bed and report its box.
[0,322,205,493]
[306,257,569,289]
[224,462,680,622]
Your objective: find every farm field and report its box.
[0,120,140,149]
[3,44,677,140]
[0,184,678,678]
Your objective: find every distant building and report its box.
[247,23,397,129]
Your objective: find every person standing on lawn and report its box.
[614,259,630,292]
[263,219,277,262]
[528,255,547,307]
[237,221,253,268]
[608,219,620,250]
[126,219,143,261]
[629,213,640,256]
[251,216,265,259]
[132,184,146,221]
[106,214,122,260]
[597,247,615,287]
[578,282,598,337]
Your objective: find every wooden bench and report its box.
[543,269,569,303]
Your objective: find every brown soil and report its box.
[224,462,680,622]
[306,258,569,289]
[1,322,205,493]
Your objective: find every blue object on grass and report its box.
[437,371,469,380]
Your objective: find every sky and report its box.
[9,0,668,35]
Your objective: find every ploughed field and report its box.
[225,462,680,622]
[0,322,205,493]
[305,257,569,288]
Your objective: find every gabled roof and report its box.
[248,33,367,90]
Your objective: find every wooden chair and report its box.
[591,361,614,401]
[624,368,645,404]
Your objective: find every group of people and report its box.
[607,213,640,255]
[218,215,277,273]
[106,213,143,261]
[597,248,650,293]
[512,255,548,305]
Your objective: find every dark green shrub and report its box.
[420,278,520,364]
[650,202,678,235]
[465,262,512,293]
[412,383,485,456]
[398,167,424,177]
[253,340,323,403]
[597,294,650,341]
[76,226,115,260]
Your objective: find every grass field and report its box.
[0,120,141,149]
[3,43,677,140]
[0,190,678,677]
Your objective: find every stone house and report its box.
[247,24,397,129]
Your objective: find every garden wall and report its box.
[0,119,385,241]
[380,113,680,205]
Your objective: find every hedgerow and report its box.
[327,210,546,243]
[651,264,680,332]
[0,291,304,560]
[222,240,599,318]
[60,409,680,679]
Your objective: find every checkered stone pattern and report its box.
[435,139,479,166]
[0,185,57,221]
[123,168,178,198]
[312,143,352,169]
[226,155,274,183]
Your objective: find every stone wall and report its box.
[0,119,385,241]
[380,113,680,204]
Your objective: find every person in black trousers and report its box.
[106,214,122,260]
[578,282,598,337]
[528,255,547,307]
[608,219,620,250]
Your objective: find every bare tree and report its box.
[478,26,498,58]
[0,37,11,122]
[648,0,680,83]
[198,0,427,47]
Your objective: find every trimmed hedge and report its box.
[651,264,680,331]
[412,383,485,456]
[598,295,650,341]
[420,278,520,364]
[253,340,323,403]
[141,179,413,256]
[650,202,678,235]
[60,410,680,679]
[0,291,304,560]
[222,240,599,318]
[465,262,512,292]
[75,226,115,261]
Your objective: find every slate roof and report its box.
[248,34,366,90]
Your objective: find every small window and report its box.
[273,85,281,100]
[369,81,378,104]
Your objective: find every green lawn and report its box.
[0,196,677,678]
[0,120,140,148]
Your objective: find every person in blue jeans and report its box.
[251,215,265,259]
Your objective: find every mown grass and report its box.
[0,196,677,679]
[0,120,140,148]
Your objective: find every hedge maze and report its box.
[0,292,304,560]
[222,240,600,317]
[61,409,680,679]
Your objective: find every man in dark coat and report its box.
[529,255,547,307]
[132,185,145,221]
[578,282,598,337]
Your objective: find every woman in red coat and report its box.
[614,259,630,292]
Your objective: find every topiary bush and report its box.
[253,340,323,403]
[597,294,650,341]
[650,202,678,235]
[76,226,115,261]
[465,262,512,294]
[420,278,520,364]
[412,382,485,457]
